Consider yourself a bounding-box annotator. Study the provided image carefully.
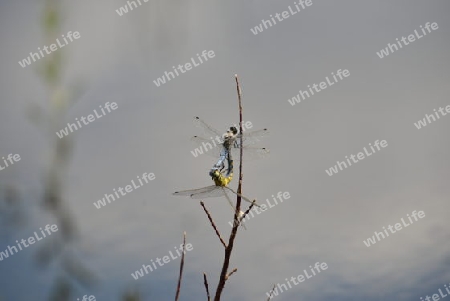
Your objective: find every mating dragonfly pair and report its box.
[173,117,269,216]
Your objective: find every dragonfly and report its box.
[173,174,256,229]
[173,159,259,206]
[173,159,260,229]
[190,116,270,162]
[172,179,258,203]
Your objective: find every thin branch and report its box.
[266,284,276,301]
[231,199,256,229]
[174,232,186,301]
[203,273,211,301]
[200,201,227,248]
[225,268,237,280]
[240,200,257,222]
[213,74,245,301]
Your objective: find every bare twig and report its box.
[203,273,211,301]
[200,201,227,248]
[240,200,257,222]
[213,74,245,301]
[231,199,256,229]
[225,268,237,280]
[174,232,186,301]
[266,284,276,301]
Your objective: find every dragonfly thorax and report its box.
[211,169,233,187]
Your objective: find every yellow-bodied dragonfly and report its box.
[173,159,259,207]
[173,160,259,228]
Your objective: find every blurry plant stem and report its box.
[35,1,98,300]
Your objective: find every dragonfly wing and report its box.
[190,136,222,158]
[193,117,222,138]
[223,188,236,210]
[223,189,247,229]
[229,147,270,161]
[188,186,226,199]
[173,185,217,197]
[223,186,260,207]
[239,128,269,146]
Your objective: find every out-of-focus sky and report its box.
[1,0,450,300]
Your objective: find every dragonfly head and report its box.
[228,126,238,135]
[209,169,221,179]
[223,127,238,140]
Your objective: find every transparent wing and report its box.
[173,185,226,199]
[188,186,226,199]
[229,147,270,161]
[173,185,218,197]
[223,186,260,207]
[223,190,247,229]
[223,189,235,210]
[190,136,222,158]
[238,128,269,146]
[193,116,222,138]
[190,135,269,161]
[193,117,268,146]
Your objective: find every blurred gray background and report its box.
[0,0,449,300]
